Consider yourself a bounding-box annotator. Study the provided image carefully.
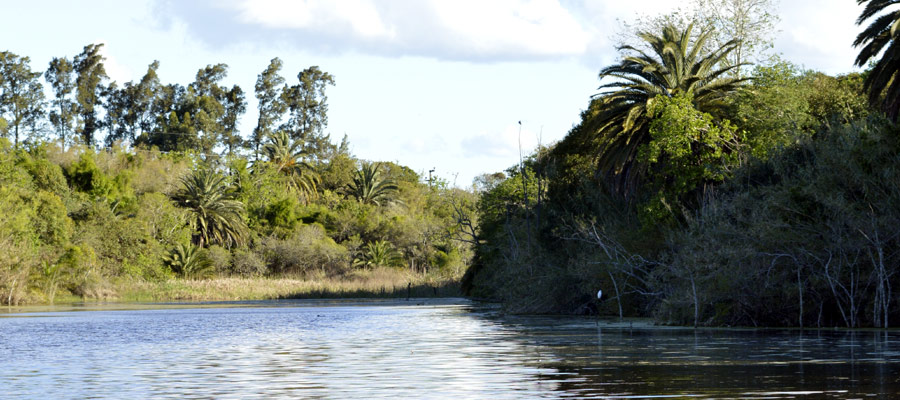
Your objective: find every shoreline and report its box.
[0,297,475,315]
[10,269,462,309]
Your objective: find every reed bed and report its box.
[111,268,461,303]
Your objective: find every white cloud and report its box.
[425,0,589,57]
[95,41,133,83]
[151,0,867,71]
[153,0,591,62]
[235,0,393,38]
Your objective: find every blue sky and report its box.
[3,0,865,186]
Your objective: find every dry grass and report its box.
[111,267,461,303]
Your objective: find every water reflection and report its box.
[1,301,898,398]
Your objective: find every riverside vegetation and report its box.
[3,1,900,329]
[0,51,475,305]
[464,0,900,328]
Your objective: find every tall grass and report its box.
[111,267,461,303]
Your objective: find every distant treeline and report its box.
[0,47,476,305]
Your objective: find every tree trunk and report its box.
[691,273,699,328]
[608,270,624,321]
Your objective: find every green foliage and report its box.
[657,119,900,327]
[70,200,161,278]
[262,196,302,236]
[281,65,336,159]
[73,44,109,146]
[261,130,319,201]
[261,224,349,275]
[17,147,69,196]
[319,152,357,192]
[172,168,248,248]
[729,61,872,159]
[619,0,779,79]
[135,192,191,248]
[206,245,232,274]
[355,240,402,269]
[586,22,746,196]
[854,0,900,120]
[164,243,214,279]
[347,162,399,206]
[58,244,99,293]
[66,152,115,200]
[252,58,287,156]
[0,49,474,305]
[0,51,45,147]
[45,57,77,149]
[126,148,192,195]
[30,190,73,247]
[804,71,870,125]
[639,93,742,223]
[221,84,247,155]
[466,16,890,324]
[729,61,813,158]
[0,182,39,305]
[231,248,267,276]
[105,61,160,146]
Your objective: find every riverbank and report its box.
[19,267,461,306]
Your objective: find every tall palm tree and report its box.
[262,130,319,201]
[588,22,745,197]
[854,0,900,120]
[347,162,398,206]
[172,168,248,248]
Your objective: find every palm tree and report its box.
[588,22,745,197]
[347,162,398,206]
[262,130,319,201]
[172,168,248,248]
[164,243,214,279]
[854,0,900,120]
[353,240,402,269]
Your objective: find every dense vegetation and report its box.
[4,1,900,330]
[0,49,475,305]
[464,0,900,328]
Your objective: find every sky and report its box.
[2,0,866,187]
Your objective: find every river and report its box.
[1,299,898,398]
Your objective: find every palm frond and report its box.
[585,22,744,197]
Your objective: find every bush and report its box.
[261,224,349,275]
[657,119,900,327]
[232,249,267,276]
[30,190,73,247]
[59,244,114,299]
[164,243,214,279]
[18,151,69,197]
[207,245,232,274]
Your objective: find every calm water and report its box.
[1,299,898,399]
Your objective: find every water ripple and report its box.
[0,302,898,398]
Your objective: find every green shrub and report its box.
[261,224,349,275]
[30,190,73,247]
[207,245,232,274]
[164,243,214,279]
[354,240,402,269]
[18,152,69,197]
[231,249,267,276]
[58,245,112,299]
[66,152,116,200]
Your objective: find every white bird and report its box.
[597,289,603,300]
